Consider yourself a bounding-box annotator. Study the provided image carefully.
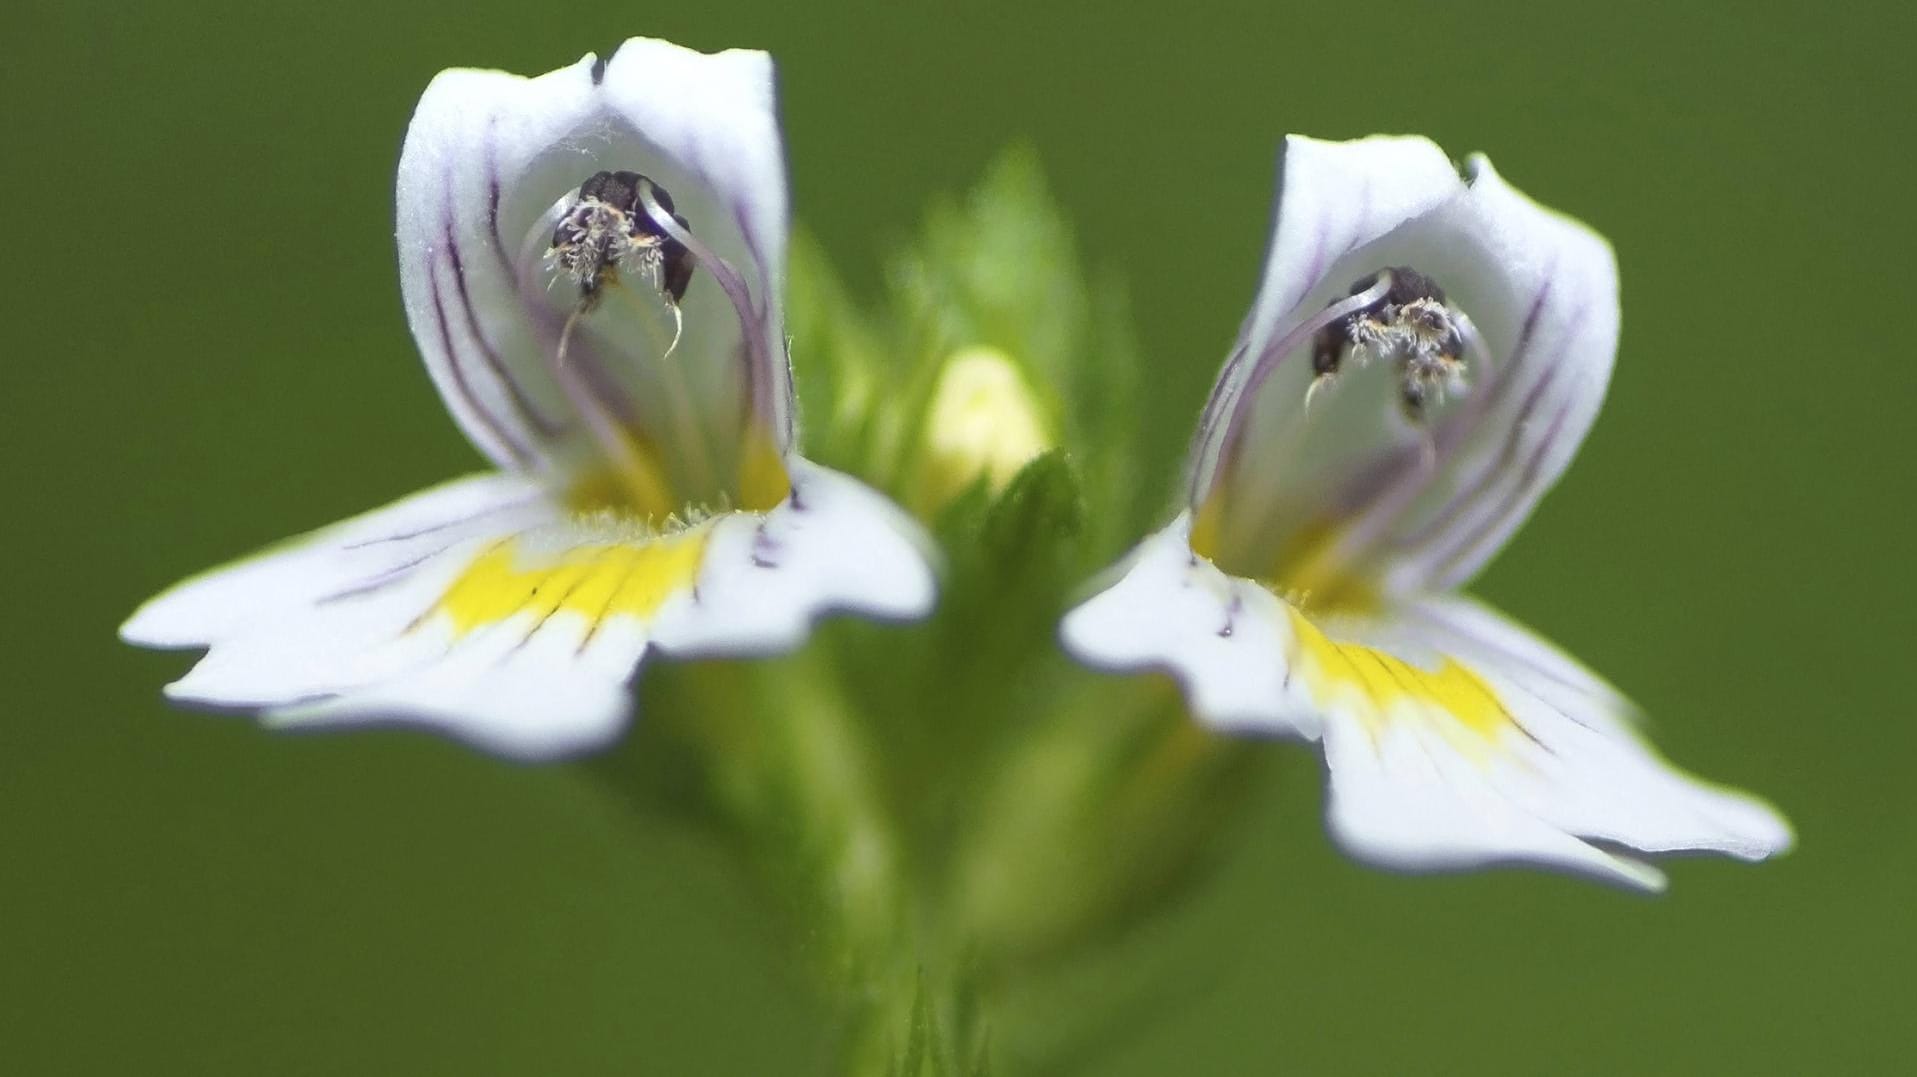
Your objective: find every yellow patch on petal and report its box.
[1188,486,1227,564]
[435,524,712,637]
[1283,605,1510,744]
[1268,519,1381,618]
[1191,493,1377,617]
[736,420,792,513]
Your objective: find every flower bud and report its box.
[916,347,1053,515]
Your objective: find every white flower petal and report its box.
[120,473,554,648]
[1244,136,1468,348]
[395,38,792,484]
[1303,603,1792,889]
[140,458,933,760]
[1059,515,1319,737]
[1321,714,1672,891]
[1374,156,1620,593]
[159,532,512,709]
[1190,139,1619,603]
[152,497,716,759]
[652,458,937,656]
[1190,135,1464,502]
[1387,590,1638,737]
[1065,509,1787,888]
[263,604,642,761]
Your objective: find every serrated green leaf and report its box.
[980,449,1086,576]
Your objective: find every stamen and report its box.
[1194,273,1394,498]
[635,184,756,328]
[548,170,695,313]
[663,303,684,362]
[634,183,776,430]
[1305,267,1473,426]
[1288,285,1503,591]
[535,170,736,512]
[1303,374,1332,414]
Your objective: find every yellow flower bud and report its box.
[916,347,1053,514]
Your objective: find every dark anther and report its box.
[548,169,696,306]
[1311,332,1345,378]
[1313,267,1448,361]
[1308,265,1468,422]
[1374,266,1447,308]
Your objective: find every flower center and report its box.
[548,169,696,312]
[1193,265,1498,607]
[527,170,718,521]
[1307,266,1473,423]
[517,167,791,522]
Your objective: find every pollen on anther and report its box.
[547,170,697,308]
[1306,266,1471,422]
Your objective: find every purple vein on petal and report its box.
[1399,599,1617,711]
[1429,388,1580,588]
[339,493,545,550]
[729,199,785,438]
[1379,278,1558,550]
[444,219,566,437]
[429,263,533,467]
[1290,273,1557,583]
[314,548,447,607]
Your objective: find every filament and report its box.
[635,183,781,444]
[1288,307,1500,593]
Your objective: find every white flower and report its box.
[1061,135,1789,890]
[122,39,935,760]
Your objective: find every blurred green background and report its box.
[5,0,1911,1072]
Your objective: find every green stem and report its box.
[680,656,979,1075]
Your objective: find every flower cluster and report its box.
[122,35,1790,1070]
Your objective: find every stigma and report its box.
[548,170,695,309]
[1308,267,1468,422]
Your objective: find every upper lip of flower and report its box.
[396,39,795,518]
[1184,135,1622,605]
[1062,134,1790,890]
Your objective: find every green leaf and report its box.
[980,449,1086,582]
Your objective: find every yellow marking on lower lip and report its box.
[1283,605,1510,744]
[1191,490,1376,618]
[435,524,713,637]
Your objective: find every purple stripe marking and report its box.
[429,266,532,466]
[1394,280,1558,549]
[484,120,504,260]
[340,493,543,550]
[1418,293,1594,581]
[1409,601,1611,710]
[444,220,565,436]
[474,129,642,438]
[728,199,779,438]
[1432,390,1578,586]
[314,548,445,606]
